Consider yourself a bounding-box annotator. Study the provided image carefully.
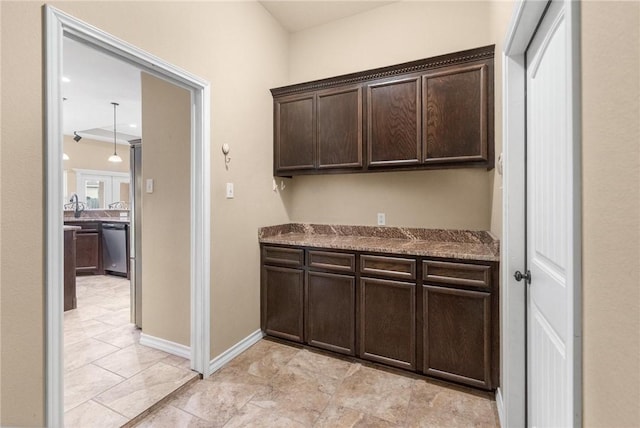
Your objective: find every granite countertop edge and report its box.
[258,223,500,262]
[64,217,130,223]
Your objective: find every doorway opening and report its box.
[45,6,211,426]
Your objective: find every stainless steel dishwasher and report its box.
[102,223,128,276]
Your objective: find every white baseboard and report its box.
[495,387,505,428]
[208,329,264,375]
[140,333,191,359]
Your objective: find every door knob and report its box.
[514,270,532,283]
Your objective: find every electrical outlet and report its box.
[377,213,386,226]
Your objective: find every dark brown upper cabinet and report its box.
[317,86,363,169]
[274,93,316,172]
[423,63,489,164]
[271,45,494,177]
[367,77,421,167]
[274,87,363,175]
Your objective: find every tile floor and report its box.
[135,339,500,427]
[64,275,198,427]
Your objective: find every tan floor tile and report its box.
[64,364,124,412]
[249,385,332,426]
[93,323,141,348]
[69,304,114,322]
[331,364,414,425]
[405,380,498,428]
[64,399,128,428]
[163,354,192,370]
[170,375,265,426]
[269,362,342,395]
[95,362,197,419]
[94,307,132,326]
[64,338,120,372]
[314,404,399,428]
[64,319,114,346]
[286,349,353,380]
[221,340,300,381]
[94,344,170,378]
[222,403,306,428]
[133,404,213,428]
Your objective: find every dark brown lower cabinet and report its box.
[360,277,416,370]
[262,265,304,343]
[64,229,77,311]
[423,285,492,389]
[306,271,355,355]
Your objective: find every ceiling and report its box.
[63,37,141,144]
[62,2,394,145]
[260,1,394,33]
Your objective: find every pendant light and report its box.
[108,102,123,163]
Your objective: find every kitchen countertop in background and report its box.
[64,217,130,223]
[259,223,500,262]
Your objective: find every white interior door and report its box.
[525,1,576,426]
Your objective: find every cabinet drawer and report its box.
[262,246,304,267]
[308,250,355,273]
[360,255,416,280]
[423,261,491,289]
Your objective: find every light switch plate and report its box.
[146,179,154,193]
[226,182,234,199]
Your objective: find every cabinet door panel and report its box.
[306,271,355,355]
[76,232,100,273]
[367,77,421,166]
[262,266,304,342]
[423,285,491,389]
[317,86,363,169]
[275,94,315,172]
[423,64,488,163]
[360,277,416,369]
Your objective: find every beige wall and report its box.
[63,135,130,197]
[140,73,191,346]
[285,1,512,234]
[0,1,289,425]
[1,2,46,425]
[582,2,640,426]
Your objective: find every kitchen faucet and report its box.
[70,193,84,218]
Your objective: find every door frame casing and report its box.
[500,1,582,426]
[44,6,211,427]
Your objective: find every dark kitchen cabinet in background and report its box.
[64,229,77,311]
[66,222,103,275]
